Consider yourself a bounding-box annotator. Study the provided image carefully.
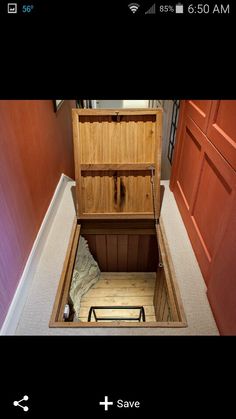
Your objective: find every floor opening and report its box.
[50,219,187,328]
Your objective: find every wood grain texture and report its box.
[49,219,79,324]
[83,232,158,272]
[156,222,186,323]
[0,100,76,327]
[72,109,162,219]
[79,272,156,322]
[49,220,187,328]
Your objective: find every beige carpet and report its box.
[15,180,219,335]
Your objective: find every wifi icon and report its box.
[128,3,140,13]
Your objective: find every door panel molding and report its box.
[207,100,236,171]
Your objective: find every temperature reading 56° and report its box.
[22,4,34,13]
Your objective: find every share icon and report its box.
[13,395,29,412]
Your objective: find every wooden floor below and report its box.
[79,272,156,322]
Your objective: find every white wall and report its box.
[95,100,124,108]
[123,100,149,108]
[94,100,150,108]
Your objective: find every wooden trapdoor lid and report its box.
[72,108,163,219]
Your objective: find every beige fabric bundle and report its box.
[69,236,100,320]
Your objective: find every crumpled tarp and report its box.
[69,236,100,320]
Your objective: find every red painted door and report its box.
[172,114,236,283]
[207,100,236,171]
[207,199,236,335]
[171,100,236,334]
[185,100,212,133]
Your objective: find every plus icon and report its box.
[99,395,114,411]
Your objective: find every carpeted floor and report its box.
[15,180,219,335]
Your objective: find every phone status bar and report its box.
[0,2,233,17]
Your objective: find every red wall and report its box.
[0,100,76,328]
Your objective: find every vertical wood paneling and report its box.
[0,100,75,328]
[117,235,128,271]
[74,110,161,218]
[83,234,97,261]
[95,235,107,271]
[148,235,159,270]
[81,171,153,214]
[153,269,164,320]
[84,232,158,273]
[137,235,150,271]
[127,235,139,271]
[106,235,118,271]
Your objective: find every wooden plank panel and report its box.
[127,235,139,271]
[72,110,81,217]
[81,163,155,171]
[50,221,80,323]
[80,219,156,231]
[85,287,154,298]
[92,275,155,288]
[81,296,154,306]
[79,115,157,165]
[81,228,155,235]
[79,306,155,318]
[148,235,158,271]
[95,235,107,271]
[75,110,161,217]
[92,278,155,288]
[99,272,156,279]
[79,316,156,322]
[106,235,118,271]
[154,271,165,320]
[83,234,97,261]
[82,172,117,213]
[82,233,158,273]
[117,235,128,271]
[154,110,162,218]
[157,222,186,322]
[137,235,150,271]
[75,109,160,115]
[118,172,153,213]
[162,298,171,321]
[81,172,153,215]
[153,271,160,310]
[79,213,154,219]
